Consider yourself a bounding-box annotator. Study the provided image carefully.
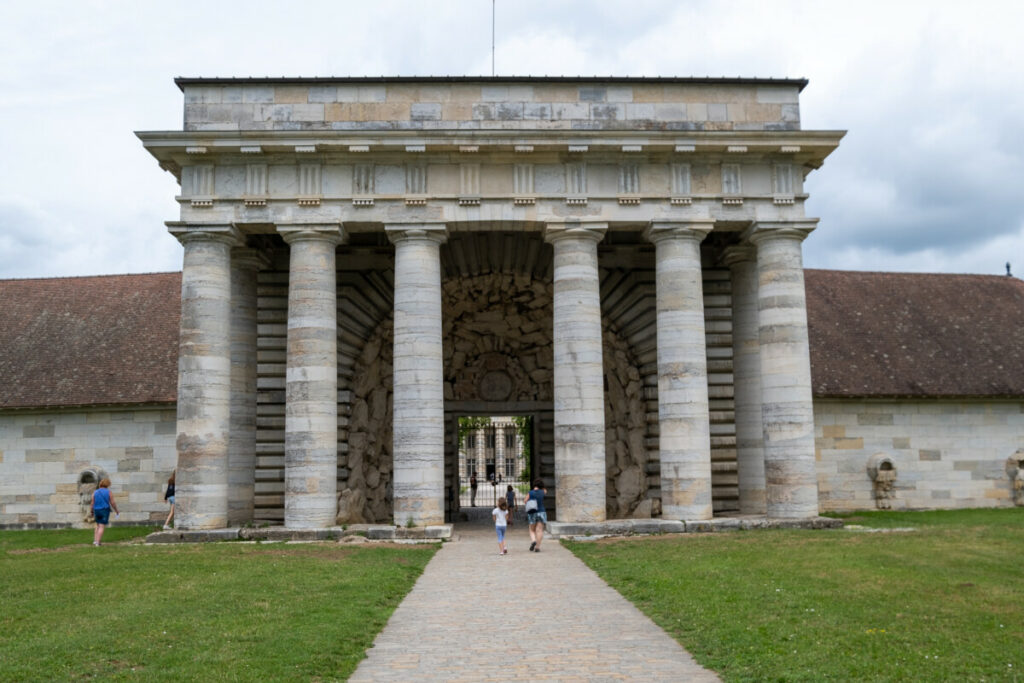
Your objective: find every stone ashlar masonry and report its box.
[815,399,1024,510]
[0,407,176,527]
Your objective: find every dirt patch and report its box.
[248,543,424,560]
[9,544,93,555]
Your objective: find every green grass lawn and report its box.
[567,508,1024,682]
[0,528,436,682]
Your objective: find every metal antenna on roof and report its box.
[491,0,496,76]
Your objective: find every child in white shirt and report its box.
[492,498,510,555]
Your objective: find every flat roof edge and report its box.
[174,76,810,91]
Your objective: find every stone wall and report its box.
[814,399,1024,511]
[0,407,177,527]
[181,80,800,132]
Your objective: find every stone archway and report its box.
[339,265,654,523]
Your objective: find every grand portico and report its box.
[139,76,842,530]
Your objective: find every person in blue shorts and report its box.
[525,479,547,552]
[91,478,119,546]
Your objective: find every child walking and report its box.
[492,498,510,555]
[91,478,119,546]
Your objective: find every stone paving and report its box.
[350,520,721,682]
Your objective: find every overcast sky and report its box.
[1,0,1021,279]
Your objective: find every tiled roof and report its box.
[0,273,181,409]
[806,269,1024,398]
[2,269,1022,409]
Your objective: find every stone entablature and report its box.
[140,79,840,232]
[142,135,836,226]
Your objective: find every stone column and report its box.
[495,423,504,481]
[227,247,268,526]
[169,224,240,529]
[387,223,448,526]
[748,221,819,519]
[645,221,714,521]
[279,224,344,528]
[722,246,766,515]
[545,222,607,523]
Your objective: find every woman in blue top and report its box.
[525,479,547,552]
[91,478,119,547]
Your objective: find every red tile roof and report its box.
[806,269,1024,398]
[1,269,1021,409]
[0,273,181,409]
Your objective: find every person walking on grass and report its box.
[525,479,547,552]
[492,498,510,555]
[91,478,119,546]
[163,471,176,530]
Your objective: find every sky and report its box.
[1,0,1022,279]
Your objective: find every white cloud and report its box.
[0,0,1022,278]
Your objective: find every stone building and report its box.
[136,75,844,530]
[2,77,1022,530]
[2,268,1023,527]
[458,417,525,487]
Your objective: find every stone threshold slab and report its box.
[548,515,843,539]
[145,523,452,544]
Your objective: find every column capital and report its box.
[745,220,818,245]
[385,222,448,245]
[544,221,607,245]
[277,223,345,246]
[168,223,242,247]
[719,245,757,268]
[643,220,714,245]
[231,247,271,271]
